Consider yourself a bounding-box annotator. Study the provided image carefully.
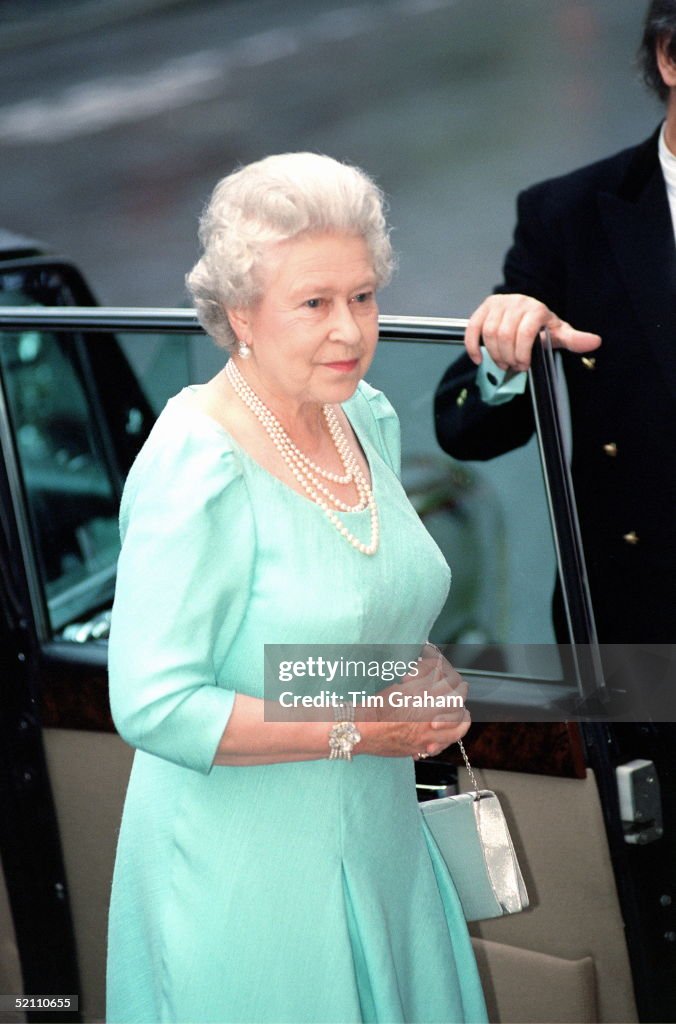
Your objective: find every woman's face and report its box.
[230,232,379,410]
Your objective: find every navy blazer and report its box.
[435,129,676,642]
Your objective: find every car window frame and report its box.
[0,306,601,690]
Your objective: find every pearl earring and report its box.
[238,341,251,360]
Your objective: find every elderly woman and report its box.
[106,153,487,1024]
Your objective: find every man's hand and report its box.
[465,294,601,371]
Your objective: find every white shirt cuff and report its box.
[476,349,528,405]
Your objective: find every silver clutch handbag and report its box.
[420,741,529,922]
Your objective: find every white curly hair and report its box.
[185,152,395,351]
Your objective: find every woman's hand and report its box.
[213,647,469,766]
[357,645,471,759]
[465,293,601,372]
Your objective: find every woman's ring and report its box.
[417,752,428,759]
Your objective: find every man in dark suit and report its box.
[435,0,676,644]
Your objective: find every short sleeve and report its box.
[108,406,255,775]
[345,380,402,479]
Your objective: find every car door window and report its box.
[0,327,120,635]
[118,330,564,655]
[0,305,587,713]
[368,337,565,669]
[119,326,573,709]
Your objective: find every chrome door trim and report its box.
[0,308,469,338]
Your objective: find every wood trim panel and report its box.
[438,722,587,779]
[39,653,113,733]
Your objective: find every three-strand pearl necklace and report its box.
[226,359,379,555]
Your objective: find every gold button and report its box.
[603,443,618,457]
[581,357,596,370]
[623,531,639,545]
[456,387,468,407]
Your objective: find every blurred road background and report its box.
[0,0,660,314]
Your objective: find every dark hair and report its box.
[639,0,676,100]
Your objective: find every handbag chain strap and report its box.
[425,641,481,801]
[457,739,481,800]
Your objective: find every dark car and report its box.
[0,243,674,1024]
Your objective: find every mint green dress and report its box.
[106,379,487,1024]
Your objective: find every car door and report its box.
[0,259,153,1024]
[0,268,672,1023]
